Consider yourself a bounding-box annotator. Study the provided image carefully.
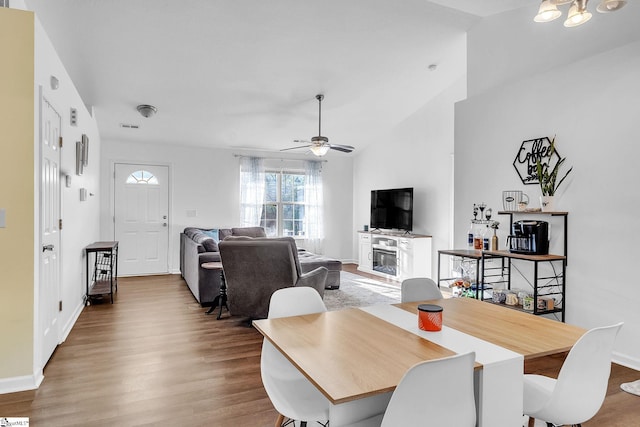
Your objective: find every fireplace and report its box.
[372,246,397,276]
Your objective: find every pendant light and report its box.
[596,0,626,12]
[534,0,562,22]
[564,0,592,27]
[534,0,627,27]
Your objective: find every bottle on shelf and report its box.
[483,224,490,250]
[473,223,483,250]
[468,221,475,250]
[491,228,499,251]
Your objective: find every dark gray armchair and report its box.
[218,236,328,320]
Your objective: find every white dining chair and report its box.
[401,277,443,302]
[261,287,330,427]
[349,351,477,427]
[524,322,623,427]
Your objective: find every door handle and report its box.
[163,215,167,219]
[163,223,168,227]
[43,244,54,252]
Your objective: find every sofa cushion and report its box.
[183,228,219,252]
[298,251,342,271]
[201,238,218,252]
[219,229,232,241]
[184,227,204,240]
[231,227,267,238]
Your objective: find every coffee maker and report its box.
[508,220,549,255]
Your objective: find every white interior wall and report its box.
[99,142,355,272]
[456,9,640,368]
[34,15,101,343]
[353,77,466,273]
[467,6,640,97]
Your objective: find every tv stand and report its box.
[358,230,432,281]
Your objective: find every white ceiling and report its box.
[25,0,531,155]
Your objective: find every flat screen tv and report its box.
[370,187,413,232]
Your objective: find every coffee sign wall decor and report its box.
[513,137,562,185]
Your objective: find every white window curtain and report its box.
[239,156,265,227]
[304,160,324,254]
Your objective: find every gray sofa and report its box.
[180,226,342,306]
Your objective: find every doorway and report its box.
[114,163,170,276]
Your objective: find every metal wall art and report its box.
[512,137,562,185]
[76,134,89,175]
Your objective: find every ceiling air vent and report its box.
[120,123,140,129]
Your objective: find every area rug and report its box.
[323,272,401,311]
[621,379,640,396]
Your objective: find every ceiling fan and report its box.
[281,94,355,157]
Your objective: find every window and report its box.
[239,157,323,248]
[126,170,158,185]
[260,170,307,237]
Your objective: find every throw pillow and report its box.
[203,229,219,242]
[202,238,218,252]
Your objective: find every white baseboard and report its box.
[60,298,85,343]
[0,370,44,394]
[613,351,640,372]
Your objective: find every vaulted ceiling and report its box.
[26,0,531,155]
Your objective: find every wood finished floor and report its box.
[1,265,638,426]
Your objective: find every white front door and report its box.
[114,163,169,276]
[40,95,61,366]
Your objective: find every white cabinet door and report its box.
[358,233,372,270]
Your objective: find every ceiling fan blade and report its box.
[293,139,311,143]
[280,144,312,152]
[329,144,355,153]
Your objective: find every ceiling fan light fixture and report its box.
[136,104,157,118]
[309,96,331,156]
[311,135,329,144]
[310,145,330,156]
[282,93,354,156]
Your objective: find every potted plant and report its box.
[535,136,572,211]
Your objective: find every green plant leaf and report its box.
[534,136,572,196]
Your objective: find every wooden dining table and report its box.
[253,297,585,427]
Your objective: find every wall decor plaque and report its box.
[512,137,562,185]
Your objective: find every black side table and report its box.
[85,241,119,304]
[202,262,228,319]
